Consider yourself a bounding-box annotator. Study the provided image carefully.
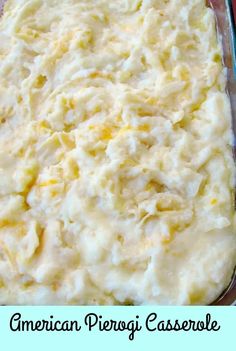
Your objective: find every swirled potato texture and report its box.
[0,0,235,305]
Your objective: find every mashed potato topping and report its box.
[0,0,235,305]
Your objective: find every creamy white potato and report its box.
[0,0,235,305]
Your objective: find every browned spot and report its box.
[117,234,124,245]
[33,227,45,258]
[22,279,34,289]
[51,281,60,292]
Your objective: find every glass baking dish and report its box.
[0,0,235,305]
[207,0,236,306]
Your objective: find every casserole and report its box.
[0,0,235,305]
